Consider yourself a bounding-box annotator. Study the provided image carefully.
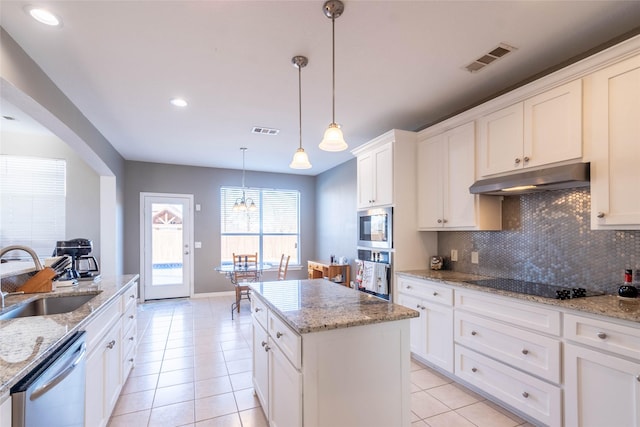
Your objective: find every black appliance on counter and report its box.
[465,278,604,300]
[53,239,100,281]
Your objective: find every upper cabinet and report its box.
[477,80,583,177]
[417,122,501,230]
[355,141,393,209]
[587,54,640,230]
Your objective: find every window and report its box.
[221,186,299,266]
[0,155,66,258]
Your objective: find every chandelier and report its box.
[233,147,257,212]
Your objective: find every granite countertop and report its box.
[250,279,419,334]
[0,274,139,395]
[397,270,640,324]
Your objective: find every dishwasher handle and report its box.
[29,342,86,401]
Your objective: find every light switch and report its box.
[195,242,202,249]
[471,251,479,264]
[451,249,458,262]
[195,204,201,211]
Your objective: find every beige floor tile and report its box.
[194,351,226,365]
[153,382,195,408]
[412,421,429,426]
[107,409,150,427]
[425,411,477,427]
[137,350,165,364]
[195,376,234,399]
[129,360,162,378]
[164,345,195,360]
[195,413,243,427]
[226,358,252,375]
[411,368,452,390]
[194,361,229,381]
[148,400,195,426]
[112,389,155,416]
[121,372,159,395]
[229,371,253,391]
[456,401,520,427]
[238,407,269,427]
[161,355,195,372]
[234,388,261,411]
[411,390,450,420]
[195,392,238,422]
[157,367,195,388]
[411,411,421,422]
[223,348,252,361]
[426,383,481,409]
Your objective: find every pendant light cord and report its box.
[298,63,303,149]
[331,16,336,124]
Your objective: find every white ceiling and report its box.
[1,1,640,175]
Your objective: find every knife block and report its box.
[17,267,55,293]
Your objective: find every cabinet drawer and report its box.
[122,300,137,336]
[564,313,640,360]
[397,277,453,306]
[455,311,561,383]
[455,289,560,335]
[252,296,268,329]
[84,297,121,350]
[455,345,561,427]
[268,311,301,369]
[122,282,138,311]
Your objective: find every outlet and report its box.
[451,249,458,262]
[471,251,479,264]
[195,241,202,249]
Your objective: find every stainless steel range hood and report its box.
[469,163,590,195]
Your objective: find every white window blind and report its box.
[220,186,300,266]
[0,155,66,258]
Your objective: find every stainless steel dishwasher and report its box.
[11,331,86,427]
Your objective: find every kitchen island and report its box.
[249,279,418,427]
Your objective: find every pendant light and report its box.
[290,55,312,169]
[233,147,257,212]
[319,0,348,152]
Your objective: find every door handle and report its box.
[30,343,87,400]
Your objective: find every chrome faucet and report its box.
[1,245,42,309]
[1,290,24,309]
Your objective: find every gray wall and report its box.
[123,161,316,294]
[315,158,358,282]
[438,188,640,294]
[0,131,101,258]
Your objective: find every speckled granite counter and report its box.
[397,270,640,324]
[249,278,419,334]
[0,274,139,395]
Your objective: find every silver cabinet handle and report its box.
[514,158,521,164]
[261,341,267,347]
[522,392,529,398]
[636,375,640,382]
[442,219,448,224]
[522,349,529,355]
[107,340,116,349]
[471,331,477,336]
[437,219,443,224]
[406,285,412,289]
[129,358,134,363]
[523,156,530,163]
[130,294,135,299]
[276,332,283,339]
[129,315,134,319]
[433,292,438,296]
[597,332,607,339]
[129,336,134,341]
[254,307,262,312]
[597,212,605,218]
[420,305,426,311]
[264,345,271,352]
[471,367,477,373]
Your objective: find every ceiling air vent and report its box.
[465,43,517,73]
[251,126,280,136]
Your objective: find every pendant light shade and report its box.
[290,55,312,169]
[319,0,347,152]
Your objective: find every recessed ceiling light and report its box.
[25,6,62,27]
[170,98,188,107]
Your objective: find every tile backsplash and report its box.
[438,188,640,294]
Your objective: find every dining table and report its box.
[214,262,272,284]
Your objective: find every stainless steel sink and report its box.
[0,293,99,320]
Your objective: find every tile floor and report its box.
[108,295,535,427]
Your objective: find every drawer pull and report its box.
[129,315,134,319]
[129,336,134,341]
[432,292,438,296]
[471,331,477,336]
[129,358,134,363]
[261,341,267,347]
[597,212,605,218]
[522,392,529,398]
[521,349,529,355]
[471,367,478,373]
[276,331,283,339]
[254,307,262,313]
[523,156,530,163]
[107,340,116,350]
[636,375,640,382]
[130,294,135,299]
[597,332,607,340]
[406,285,412,290]
[264,345,271,352]
[514,158,521,164]
[420,305,426,310]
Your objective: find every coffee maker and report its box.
[54,238,100,280]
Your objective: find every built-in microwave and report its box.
[357,207,392,249]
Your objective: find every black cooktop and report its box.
[465,278,603,300]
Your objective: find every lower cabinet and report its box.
[269,340,302,427]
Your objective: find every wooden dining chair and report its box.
[277,254,290,280]
[231,253,258,317]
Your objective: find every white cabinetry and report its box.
[356,142,393,209]
[417,122,501,230]
[478,80,582,177]
[0,392,10,427]
[587,54,640,229]
[396,276,453,373]
[84,280,138,427]
[563,312,640,427]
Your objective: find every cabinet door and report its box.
[477,103,524,176]
[424,301,454,373]
[417,134,444,229]
[564,343,640,427]
[252,321,269,413]
[444,122,476,228]
[269,343,302,427]
[372,142,394,207]
[396,292,427,357]
[85,348,105,427]
[590,54,640,229]
[103,322,122,421]
[524,80,582,168]
[356,153,374,209]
